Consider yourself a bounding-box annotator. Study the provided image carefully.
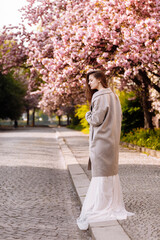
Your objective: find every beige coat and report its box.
[85,88,122,177]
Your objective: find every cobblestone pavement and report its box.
[57,127,160,240]
[0,127,91,240]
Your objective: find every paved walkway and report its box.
[57,127,160,240]
[0,127,91,240]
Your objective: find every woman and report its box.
[77,70,134,230]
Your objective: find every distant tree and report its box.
[0,72,26,126]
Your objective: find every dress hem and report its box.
[77,174,134,230]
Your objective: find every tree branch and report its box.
[139,70,160,93]
[148,70,160,78]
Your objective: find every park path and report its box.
[0,127,91,240]
[57,127,160,240]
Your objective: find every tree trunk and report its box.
[26,108,30,126]
[67,114,70,125]
[32,107,36,127]
[14,120,18,128]
[58,116,61,126]
[141,91,153,129]
[137,70,154,129]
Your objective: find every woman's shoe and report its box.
[77,217,89,230]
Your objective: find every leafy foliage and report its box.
[67,104,89,132]
[119,91,144,134]
[121,128,160,150]
[75,104,90,129]
[0,72,26,120]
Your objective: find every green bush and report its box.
[67,123,83,131]
[121,128,160,150]
[67,104,89,133]
[70,115,80,126]
[75,104,89,129]
[118,91,144,134]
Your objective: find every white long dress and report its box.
[77,174,134,230]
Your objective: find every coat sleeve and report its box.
[85,95,109,127]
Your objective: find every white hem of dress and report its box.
[77,174,134,230]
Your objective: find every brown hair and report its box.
[85,71,108,103]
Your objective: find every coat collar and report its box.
[92,88,112,100]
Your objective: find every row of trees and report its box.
[0,0,160,128]
[0,24,40,126]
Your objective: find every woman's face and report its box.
[88,74,99,90]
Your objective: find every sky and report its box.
[0,0,28,30]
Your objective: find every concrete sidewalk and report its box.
[56,127,160,240]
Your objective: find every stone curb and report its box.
[120,141,160,158]
[56,130,131,240]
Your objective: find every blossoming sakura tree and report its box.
[0,26,27,73]
[1,0,159,127]
[21,0,160,127]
